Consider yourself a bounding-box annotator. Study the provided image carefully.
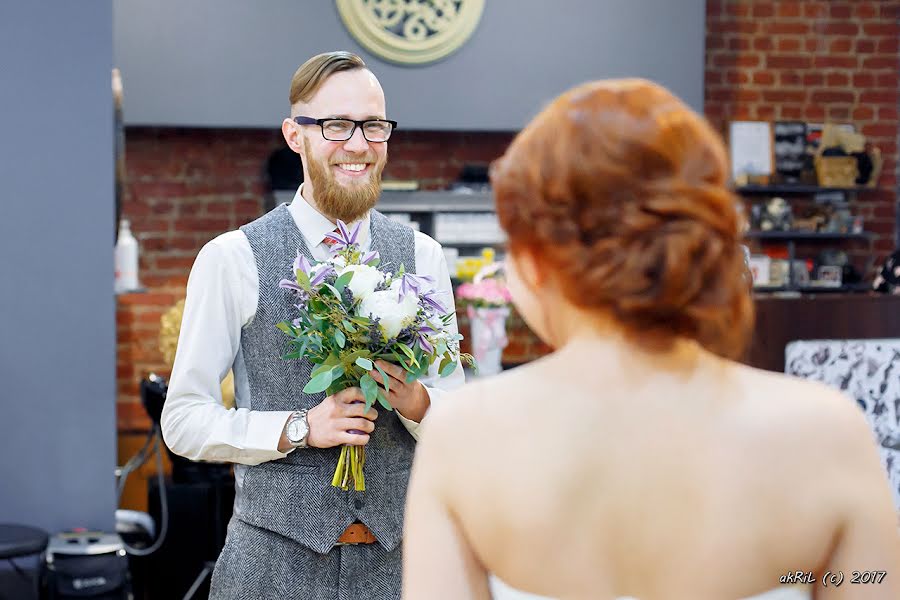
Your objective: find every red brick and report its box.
[766,55,811,69]
[805,106,826,121]
[753,37,774,51]
[728,37,752,51]
[803,3,827,18]
[176,217,231,232]
[775,1,802,18]
[763,90,807,103]
[853,107,875,120]
[752,2,774,18]
[810,89,853,104]
[752,72,775,85]
[882,4,900,19]
[861,124,898,139]
[828,2,853,19]
[862,56,899,70]
[877,73,899,89]
[154,256,197,271]
[816,23,860,36]
[853,73,876,88]
[713,53,761,68]
[859,91,899,104]
[827,107,851,121]
[756,106,776,120]
[828,38,853,53]
[803,73,824,86]
[780,71,802,86]
[854,2,879,19]
[780,106,804,120]
[763,23,809,35]
[725,3,750,18]
[777,38,802,52]
[826,73,850,87]
[876,37,900,54]
[705,70,722,86]
[863,23,900,37]
[812,56,858,69]
[725,70,750,85]
[856,39,877,54]
[878,107,899,121]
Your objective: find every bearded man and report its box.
[162,51,464,599]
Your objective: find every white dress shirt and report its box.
[161,186,465,467]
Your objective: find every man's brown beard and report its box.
[304,137,384,223]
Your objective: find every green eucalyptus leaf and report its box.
[335,329,346,349]
[335,271,353,293]
[323,283,343,300]
[355,357,374,370]
[303,369,333,393]
[275,322,294,335]
[373,362,390,394]
[440,360,457,377]
[342,319,356,333]
[295,269,311,291]
[360,373,378,411]
[376,388,393,411]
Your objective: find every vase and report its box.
[467,305,510,377]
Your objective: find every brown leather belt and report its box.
[336,522,377,545]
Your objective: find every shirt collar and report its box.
[286,183,371,250]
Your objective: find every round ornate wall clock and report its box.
[336,0,485,65]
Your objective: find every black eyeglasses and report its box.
[292,116,397,142]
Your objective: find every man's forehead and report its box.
[302,69,385,116]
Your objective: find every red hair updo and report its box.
[490,79,753,359]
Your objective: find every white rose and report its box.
[358,289,420,340]
[329,255,348,270]
[339,264,384,301]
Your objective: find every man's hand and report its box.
[306,387,378,448]
[369,360,430,423]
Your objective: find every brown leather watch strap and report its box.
[337,522,377,545]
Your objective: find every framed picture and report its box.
[729,121,774,185]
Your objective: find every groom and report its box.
[161,51,464,599]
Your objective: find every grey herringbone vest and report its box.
[236,204,417,554]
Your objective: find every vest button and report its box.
[354,498,363,510]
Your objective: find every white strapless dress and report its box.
[489,576,812,600]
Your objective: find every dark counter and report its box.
[746,293,900,372]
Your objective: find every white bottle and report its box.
[115,219,140,293]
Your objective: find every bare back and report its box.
[404,340,900,599]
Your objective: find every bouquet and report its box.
[455,263,512,376]
[277,220,470,491]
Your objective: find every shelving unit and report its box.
[737,184,875,294]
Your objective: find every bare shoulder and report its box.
[733,363,880,465]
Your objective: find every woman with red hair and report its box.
[403,80,899,600]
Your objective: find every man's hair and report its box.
[289,51,367,105]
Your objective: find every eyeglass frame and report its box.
[292,116,398,142]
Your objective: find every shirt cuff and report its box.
[397,384,446,441]
[246,410,296,457]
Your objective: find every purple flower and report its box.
[399,273,436,300]
[293,252,312,276]
[420,289,448,314]
[279,278,304,293]
[361,250,379,265]
[309,265,335,286]
[323,219,362,250]
[417,335,434,354]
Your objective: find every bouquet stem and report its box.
[331,444,366,491]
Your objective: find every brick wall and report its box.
[705,0,900,254]
[117,2,900,430]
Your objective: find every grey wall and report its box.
[0,2,116,535]
[114,0,705,129]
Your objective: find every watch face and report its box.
[287,416,308,443]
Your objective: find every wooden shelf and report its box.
[745,231,873,241]
[736,185,871,195]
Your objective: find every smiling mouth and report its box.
[333,162,370,175]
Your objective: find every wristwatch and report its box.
[285,410,310,449]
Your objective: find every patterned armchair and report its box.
[785,339,900,509]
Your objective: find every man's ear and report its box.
[282,119,305,157]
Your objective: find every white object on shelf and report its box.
[115,219,141,293]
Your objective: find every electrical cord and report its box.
[115,423,168,557]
